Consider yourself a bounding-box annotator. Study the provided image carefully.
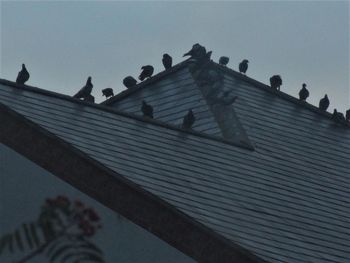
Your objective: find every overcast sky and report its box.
[1,1,349,112]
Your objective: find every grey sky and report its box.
[1,1,349,112]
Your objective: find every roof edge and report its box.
[0,101,267,263]
[0,78,254,151]
[101,59,191,105]
[213,62,350,127]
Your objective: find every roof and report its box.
[0,57,349,263]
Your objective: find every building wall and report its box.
[0,143,196,263]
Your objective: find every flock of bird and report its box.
[13,43,350,127]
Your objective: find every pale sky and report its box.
[0,1,349,112]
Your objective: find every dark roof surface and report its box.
[0,60,349,263]
[104,61,254,148]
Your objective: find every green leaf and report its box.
[22,223,34,250]
[39,220,55,242]
[49,244,75,263]
[30,223,41,248]
[14,229,24,251]
[46,236,66,257]
[76,239,103,255]
[61,251,105,263]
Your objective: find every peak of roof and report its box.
[103,58,349,128]
[102,59,191,106]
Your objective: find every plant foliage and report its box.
[0,196,105,263]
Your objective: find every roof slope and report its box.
[0,74,349,263]
[107,65,223,135]
[103,61,253,148]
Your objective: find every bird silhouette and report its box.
[139,65,154,81]
[73,77,93,99]
[141,100,153,118]
[219,56,229,66]
[298,83,309,101]
[123,76,137,88]
[102,88,114,98]
[183,44,207,60]
[270,75,282,90]
[332,109,345,123]
[205,51,212,60]
[16,64,30,84]
[239,60,249,74]
[319,95,330,111]
[346,109,350,122]
[162,54,172,70]
[84,94,95,103]
[182,110,195,129]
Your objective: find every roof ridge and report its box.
[101,59,191,105]
[103,58,349,128]
[212,61,350,128]
[0,78,254,150]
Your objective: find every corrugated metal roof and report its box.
[0,62,349,263]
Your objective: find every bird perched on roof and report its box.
[239,60,249,74]
[219,56,229,66]
[183,43,207,60]
[346,109,350,122]
[298,83,309,101]
[16,64,30,84]
[205,51,212,60]
[139,65,154,81]
[84,94,95,103]
[102,88,114,98]
[73,77,93,99]
[182,110,195,129]
[123,76,137,88]
[162,54,172,70]
[319,94,330,111]
[269,75,282,90]
[332,109,345,123]
[141,100,153,118]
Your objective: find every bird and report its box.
[84,94,95,103]
[239,59,249,74]
[162,54,172,70]
[141,100,153,118]
[219,56,229,66]
[123,76,137,88]
[16,64,30,84]
[346,109,350,122]
[270,75,282,90]
[319,94,330,111]
[183,43,207,60]
[102,88,114,98]
[205,51,213,60]
[332,109,345,123]
[298,83,309,101]
[73,77,93,99]
[139,65,154,81]
[182,110,195,129]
